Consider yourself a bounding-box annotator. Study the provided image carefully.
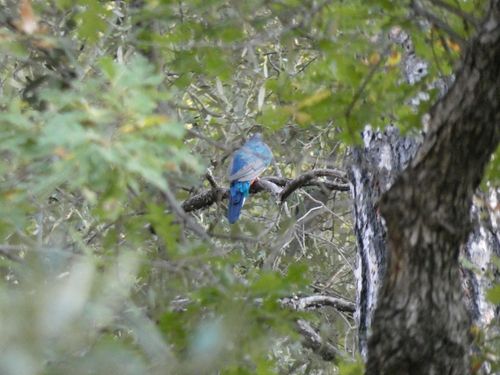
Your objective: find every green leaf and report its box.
[258,107,290,130]
[251,272,285,295]
[75,0,111,43]
[99,56,116,80]
[146,206,180,255]
[54,0,73,9]
[159,311,189,350]
[338,358,365,375]
[0,40,30,59]
[486,284,500,305]
[284,263,308,286]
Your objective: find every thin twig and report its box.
[205,169,219,188]
[206,232,259,243]
[279,168,348,202]
[294,56,318,75]
[187,91,223,118]
[0,244,23,262]
[411,1,467,49]
[296,319,341,361]
[163,185,212,242]
[301,190,352,228]
[185,127,232,152]
[429,0,478,28]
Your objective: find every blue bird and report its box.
[227,133,273,224]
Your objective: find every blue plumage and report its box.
[227,134,273,224]
[227,181,251,224]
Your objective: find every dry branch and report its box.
[0,244,23,262]
[296,319,341,361]
[278,168,348,202]
[181,169,349,212]
[280,294,356,313]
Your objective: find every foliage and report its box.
[0,0,496,374]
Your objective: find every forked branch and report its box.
[180,169,349,212]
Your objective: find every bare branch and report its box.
[160,290,345,362]
[281,295,356,314]
[205,169,219,188]
[180,169,350,213]
[253,178,282,197]
[279,168,348,202]
[294,56,318,75]
[181,187,228,212]
[296,319,341,361]
[0,244,23,262]
[185,127,232,152]
[163,185,212,242]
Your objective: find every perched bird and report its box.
[227,133,273,224]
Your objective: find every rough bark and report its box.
[350,131,500,367]
[349,127,421,358]
[462,190,500,326]
[364,3,500,374]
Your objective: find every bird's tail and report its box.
[227,181,251,224]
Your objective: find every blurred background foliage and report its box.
[0,0,496,374]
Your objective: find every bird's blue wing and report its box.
[226,134,273,224]
[228,135,273,182]
[228,157,266,182]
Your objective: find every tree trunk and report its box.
[351,129,500,362]
[349,126,421,358]
[355,3,500,374]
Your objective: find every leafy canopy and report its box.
[0,0,496,374]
